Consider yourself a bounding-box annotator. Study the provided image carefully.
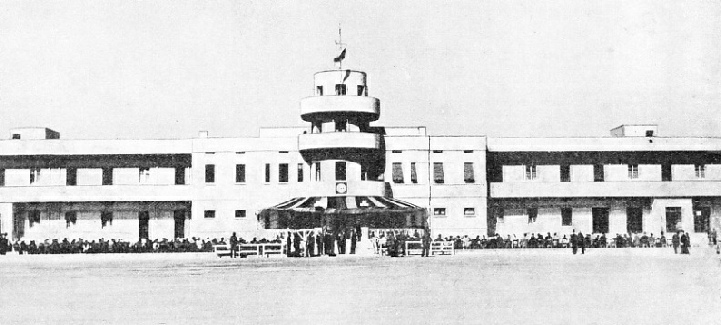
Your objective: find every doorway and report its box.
[694,207,710,233]
[139,211,150,240]
[592,208,609,234]
[626,207,643,233]
[174,210,185,239]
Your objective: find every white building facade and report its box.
[0,76,718,244]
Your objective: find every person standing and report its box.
[672,232,680,254]
[680,231,690,255]
[578,231,586,254]
[229,232,238,258]
[571,231,578,255]
[421,230,431,257]
[0,233,8,255]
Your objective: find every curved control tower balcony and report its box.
[298,132,381,152]
[300,96,380,122]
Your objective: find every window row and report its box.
[205,163,306,184]
[203,210,247,219]
[0,168,190,187]
[509,163,710,182]
[316,84,367,96]
[432,207,476,217]
[392,162,475,184]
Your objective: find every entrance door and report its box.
[592,208,609,234]
[626,207,643,233]
[139,211,150,240]
[174,210,185,239]
[694,207,710,233]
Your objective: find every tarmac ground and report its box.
[1,247,720,324]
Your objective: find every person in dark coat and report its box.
[229,232,238,258]
[578,232,586,254]
[680,231,690,254]
[671,232,680,254]
[570,231,578,254]
[0,233,8,255]
[422,230,431,257]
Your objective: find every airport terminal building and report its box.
[0,67,719,244]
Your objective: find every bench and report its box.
[431,241,455,255]
[213,244,232,258]
[239,243,286,258]
[404,241,424,256]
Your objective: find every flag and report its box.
[334,48,346,63]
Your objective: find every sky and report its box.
[0,0,719,139]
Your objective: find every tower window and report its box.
[265,164,271,183]
[205,164,215,183]
[297,163,304,182]
[279,163,289,183]
[236,164,245,183]
[392,162,404,183]
[433,162,444,184]
[335,119,347,132]
[560,165,571,182]
[357,85,365,96]
[315,163,322,181]
[316,86,323,96]
[594,164,604,182]
[410,162,417,183]
[464,162,475,183]
[102,168,113,185]
[335,162,346,181]
[335,84,347,95]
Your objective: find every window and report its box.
[265,164,271,182]
[392,162,404,183]
[433,162,444,184]
[464,208,475,217]
[102,168,113,185]
[204,210,216,219]
[694,207,710,233]
[0,169,4,186]
[392,150,402,153]
[593,164,604,182]
[335,84,347,95]
[235,210,246,218]
[361,164,368,181]
[662,164,672,182]
[463,150,474,153]
[357,85,365,96]
[410,162,417,183]
[30,168,41,184]
[205,164,215,183]
[561,208,573,226]
[236,164,246,183]
[464,162,475,183]
[335,162,346,181]
[560,165,571,182]
[297,163,304,182]
[628,164,639,179]
[28,211,41,227]
[695,164,705,179]
[316,86,323,96]
[315,163,321,181]
[12,134,20,139]
[279,163,289,183]
[626,207,643,233]
[101,211,113,228]
[527,208,538,223]
[665,207,682,233]
[433,208,446,217]
[433,150,443,153]
[525,165,537,180]
[646,130,654,137]
[592,208,610,233]
[65,168,77,186]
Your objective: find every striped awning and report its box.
[258,196,427,229]
[264,196,424,214]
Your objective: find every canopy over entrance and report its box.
[257,196,427,230]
